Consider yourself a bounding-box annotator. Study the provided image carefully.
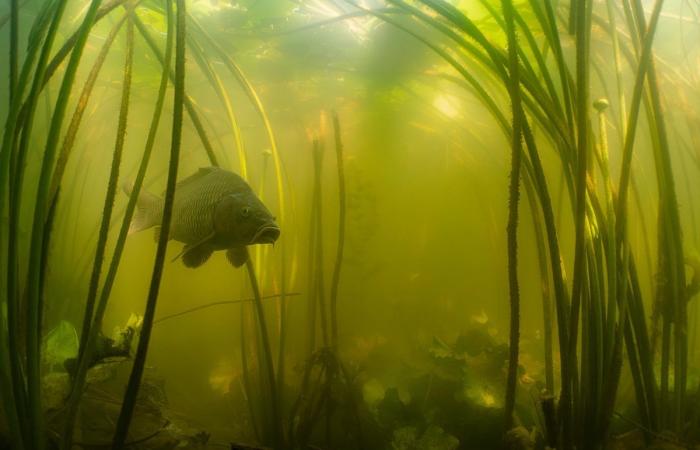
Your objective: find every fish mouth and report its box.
[250,224,280,244]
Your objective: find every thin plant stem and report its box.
[61,9,155,449]
[111,0,182,446]
[22,1,103,447]
[48,13,129,204]
[153,293,300,325]
[0,1,60,440]
[312,141,328,346]
[245,258,282,448]
[501,0,524,431]
[329,112,346,349]
[9,0,18,104]
[131,13,219,167]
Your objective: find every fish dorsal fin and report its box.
[166,167,219,195]
[226,247,249,268]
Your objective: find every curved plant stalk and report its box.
[239,305,262,443]
[305,155,320,356]
[312,141,329,346]
[186,37,246,173]
[244,257,283,448]
[524,170,554,393]
[49,13,128,219]
[20,1,103,448]
[187,24,292,397]
[10,0,130,144]
[131,12,219,167]
[562,1,592,447]
[61,8,157,449]
[9,0,19,103]
[111,0,181,446]
[0,1,63,440]
[630,0,687,430]
[70,10,133,386]
[329,112,347,349]
[153,293,300,325]
[186,16,291,444]
[501,0,524,431]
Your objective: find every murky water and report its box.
[1,0,699,448]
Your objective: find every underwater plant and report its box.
[0,0,292,448]
[333,0,697,448]
[1,0,698,449]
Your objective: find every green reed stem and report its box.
[131,13,219,167]
[616,0,665,235]
[329,113,346,349]
[523,170,554,393]
[74,12,132,383]
[10,0,129,144]
[49,14,128,205]
[306,157,320,356]
[312,141,329,347]
[245,258,282,448]
[9,0,18,104]
[501,0,523,431]
[60,10,148,450]
[186,16,292,416]
[562,0,592,446]
[111,0,181,446]
[1,2,61,439]
[23,2,102,448]
[187,37,245,173]
[239,305,262,442]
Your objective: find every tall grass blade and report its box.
[329,112,346,349]
[60,10,137,450]
[500,0,524,431]
[111,0,181,446]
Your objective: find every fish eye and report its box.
[241,206,251,217]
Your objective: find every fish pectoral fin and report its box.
[226,247,249,268]
[170,231,215,263]
[153,226,161,243]
[181,244,214,268]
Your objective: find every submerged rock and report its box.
[42,359,209,449]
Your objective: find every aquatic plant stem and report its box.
[245,258,282,448]
[312,141,329,346]
[306,158,320,356]
[501,0,523,431]
[0,0,31,445]
[9,0,18,104]
[111,0,182,446]
[153,293,300,325]
[0,3,59,443]
[630,0,687,429]
[75,12,133,378]
[131,13,219,167]
[562,0,592,447]
[49,13,128,204]
[186,37,246,174]
[60,10,143,450]
[186,21,292,402]
[21,1,103,448]
[329,112,346,349]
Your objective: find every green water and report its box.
[1,0,699,449]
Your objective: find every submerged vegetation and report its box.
[1,0,699,449]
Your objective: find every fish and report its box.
[123,166,280,268]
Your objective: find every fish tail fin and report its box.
[122,181,163,235]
